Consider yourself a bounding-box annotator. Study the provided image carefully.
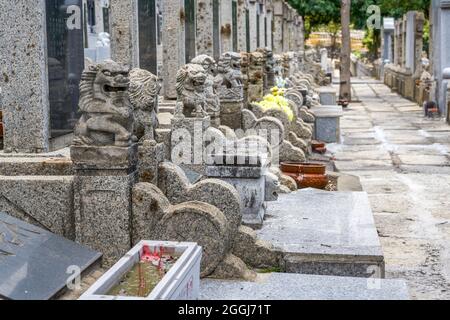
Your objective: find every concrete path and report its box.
[329,78,450,300]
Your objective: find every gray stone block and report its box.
[258,189,385,278]
[0,176,75,239]
[313,105,343,143]
[200,273,409,300]
[318,87,337,105]
[74,173,136,267]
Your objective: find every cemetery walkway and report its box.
[330,78,450,300]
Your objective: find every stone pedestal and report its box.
[162,0,186,99]
[220,100,244,130]
[72,144,138,267]
[318,87,337,105]
[312,105,344,143]
[206,154,276,229]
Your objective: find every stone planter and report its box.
[280,162,328,190]
[80,241,202,300]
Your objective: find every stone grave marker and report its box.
[46,0,85,138]
[138,0,158,74]
[0,213,101,300]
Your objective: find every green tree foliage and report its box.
[288,0,431,59]
[288,0,430,31]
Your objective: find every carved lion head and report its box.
[176,63,207,95]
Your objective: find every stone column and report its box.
[110,0,140,67]
[248,0,258,51]
[266,2,273,50]
[94,0,105,34]
[258,0,266,48]
[432,0,450,115]
[294,14,304,51]
[382,18,395,63]
[394,21,400,65]
[162,0,186,99]
[0,0,50,153]
[272,0,283,54]
[221,0,234,52]
[196,0,215,57]
[413,12,425,77]
[282,3,290,52]
[237,0,248,52]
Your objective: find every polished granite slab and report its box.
[200,273,409,300]
[0,213,101,300]
[258,189,385,277]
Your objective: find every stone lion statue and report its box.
[174,63,209,118]
[128,68,161,142]
[74,60,134,147]
[215,52,244,101]
[191,55,221,123]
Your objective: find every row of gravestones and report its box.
[69,46,331,280]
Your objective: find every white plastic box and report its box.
[79,241,202,300]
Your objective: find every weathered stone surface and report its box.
[0,0,50,153]
[162,0,186,99]
[200,273,410,300]
[0,176,74,239]
[71,144,138,171]
[211,253,257,281]
[110,0,139,68]
[158,162,242,239]
[196,0,215,57]
[232,226,282,269]
[74,172,136,267]
[132,181,234,278]
[137,140,165,184]
[205,156,276,228]
[0,154,73,176]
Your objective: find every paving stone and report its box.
[368,194,411,213]
[397,155,450,166]
[360,178,410,194]
[334,159,393,171]
[200,273,409,300]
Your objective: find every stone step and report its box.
[157,112,174,130]
[200,273,409,300]
[258,189,385,278]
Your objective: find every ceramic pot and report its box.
[311,140,326,149]
[280,162,328,190]
[281,162,326,175]
[298,174,329,190]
